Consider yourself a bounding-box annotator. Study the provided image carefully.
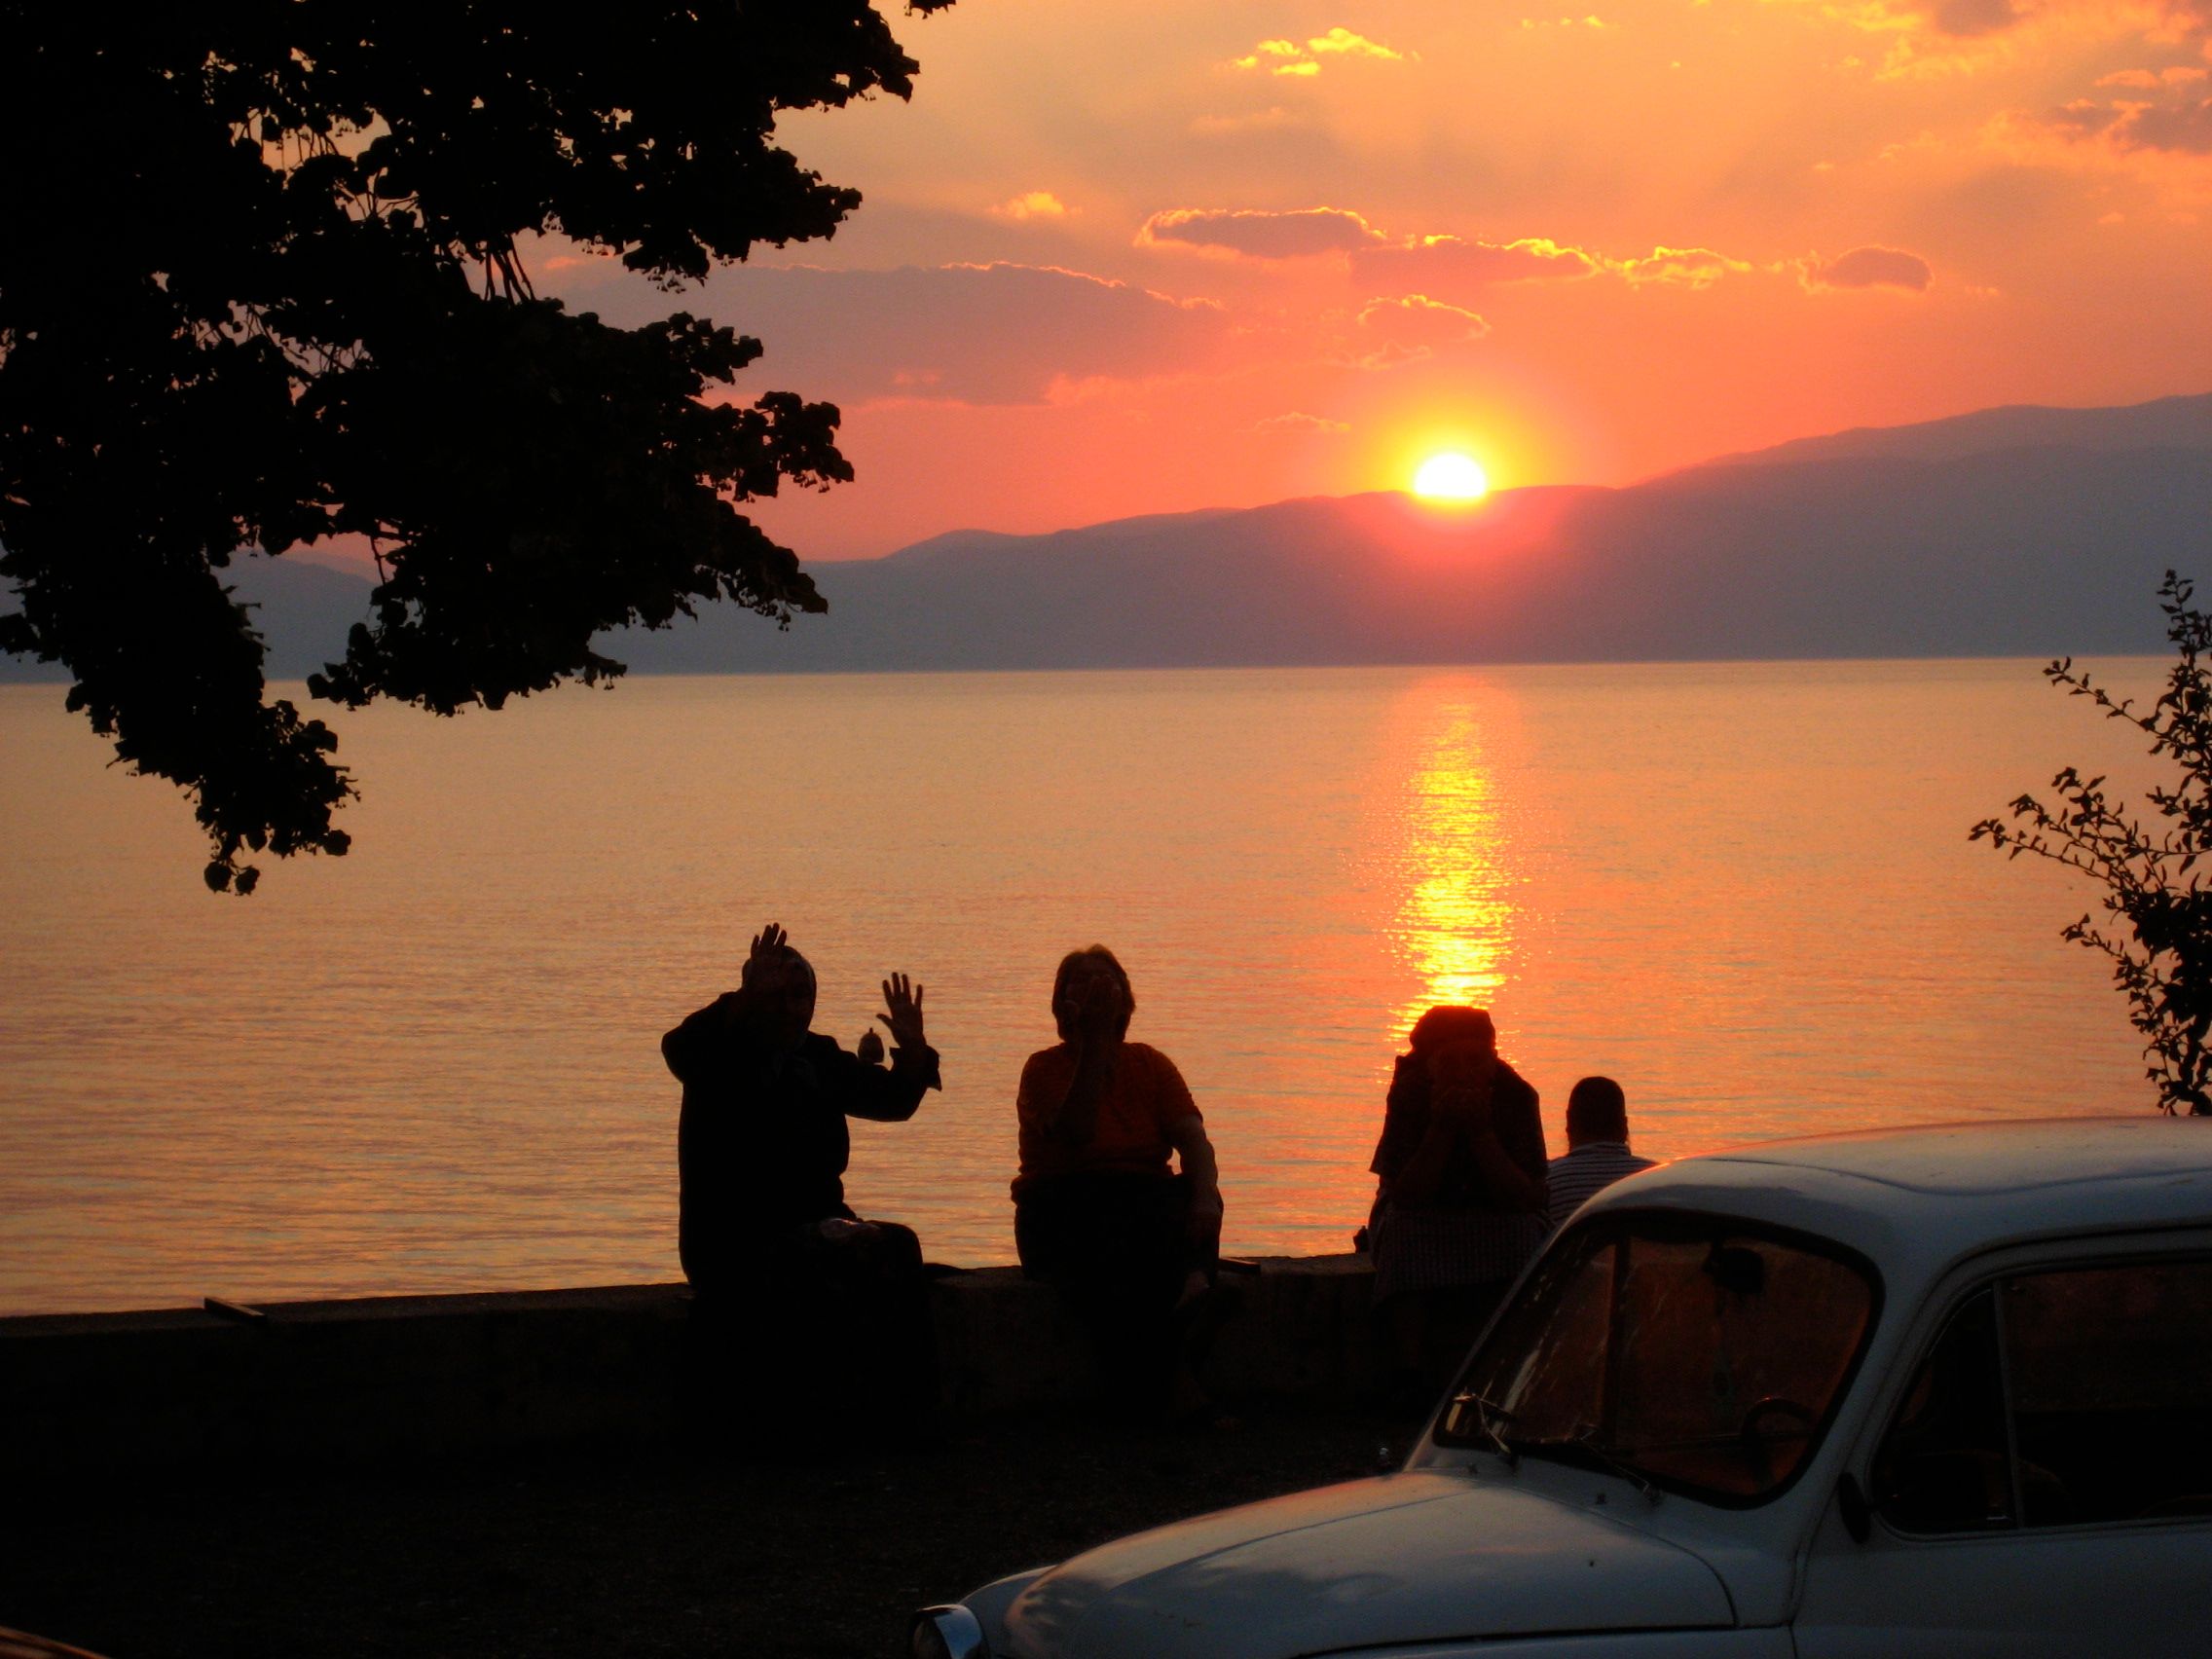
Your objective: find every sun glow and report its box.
[1412,452,1490,500]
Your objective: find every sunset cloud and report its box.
[1351,235,1768,298]
[687,263,1227,406]
[2124,96,2212,153]
[1353,294,1493,358]
[1309,25,1410,58]
[1774,0,2023,40]
[1233,27,1413,75]
[1607,246,1756,288]
[1189,107,1308,137]
[1930,0,2023,39]
[991,191,1070,221]
[1254,411,1351,434]
[1351,235,1604,293]
[1799,244,1936,290]
[1999,90,2212,162]
[2097,66,2208,90]
[1771,0,2212,81]
[1137,205,1388,258]
[1237,40,1323,78]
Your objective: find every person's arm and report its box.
[1382,1088,1465,1206]
[1166,1113,1223,1248]
[1369,1056,1425,1203]
[1456,1086,1548,1214]
[1465,1129,1546,1213]
[1145,1051,1220,1251]
[1487,1069,1551,1214]
[830,1046,939,1122]
[840,971,941,1122]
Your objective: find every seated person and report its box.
[1368,1006,1549,1407]
[1545,1076,1657,1230]
[662,922,940,1431]
[1012,945,1227,1420]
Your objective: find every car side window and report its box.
[1872,1289,2015,1533]
[1873,1257,2212,1537]
[2003,1258,2212,1528]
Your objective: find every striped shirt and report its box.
[1546,1142,1656,1230]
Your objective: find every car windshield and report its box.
[1438,1212,1880,1502]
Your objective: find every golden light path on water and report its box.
[0,660,2184,1314]
[1391,691,1513,1031]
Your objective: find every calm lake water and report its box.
[0,659,2175,1314]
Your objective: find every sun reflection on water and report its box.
[1389,689,1517,1036]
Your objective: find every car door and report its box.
[1792,1246,2212,1659]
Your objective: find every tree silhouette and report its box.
[0,3,952,891]
[1973,571,2212,1115]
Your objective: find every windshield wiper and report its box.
[1567,1427,1661,1504]
[1447,1388,1521,1465]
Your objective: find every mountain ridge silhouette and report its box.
[5,392,2208,681]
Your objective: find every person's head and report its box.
[1052,944,1134,1041]
[1566,1075,1630,1148]
[1408,1005,1495,1060]
[742,943,817,1051]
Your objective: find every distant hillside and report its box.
[600,443,2211,672]
[1697,390,2212,472]
[7,391,2211,682]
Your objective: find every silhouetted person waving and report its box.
[663,922,940,1437]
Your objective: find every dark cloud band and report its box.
[1138,206,1386,258]
[1804,246,1935,291]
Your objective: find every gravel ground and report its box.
[7,1404,1409,1659]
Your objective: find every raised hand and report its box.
[876,972,927,1051]
[747,921,789,968]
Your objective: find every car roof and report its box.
[1579,1116,2212,1290]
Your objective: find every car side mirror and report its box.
[1836,1471,1872,1543]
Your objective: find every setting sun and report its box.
[1412,453,1490,501]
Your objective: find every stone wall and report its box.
[1,1257,1379,1481]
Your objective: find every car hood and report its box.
[1000,1470,1734,1659]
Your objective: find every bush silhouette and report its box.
[1974,570,2212,1115]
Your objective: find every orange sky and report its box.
[533,0,2212,559]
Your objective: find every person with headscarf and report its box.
[1012,944,1228,1420]
[1367,1006,1549,1408]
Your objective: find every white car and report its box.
[912,1117,2212,1658]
